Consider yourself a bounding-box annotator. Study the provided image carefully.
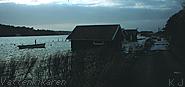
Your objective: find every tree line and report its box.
[0,24,71,37]
[163,0,185,59]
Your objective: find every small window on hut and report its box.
[93,41,104,46]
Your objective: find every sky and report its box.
[0,0,183,31]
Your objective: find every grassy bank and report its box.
[0,48,137,87]
[0,51,71,86]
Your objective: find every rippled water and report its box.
[0,35,71,59]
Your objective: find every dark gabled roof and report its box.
[138,31,153,34]
[124,29,138,34]
[66,24,121,41]
[122,28,138,35]
[125,29,138,32]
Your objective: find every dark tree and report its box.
[164,4,185,58]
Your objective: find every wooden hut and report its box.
[66,24,124,52]
[124,29,138,42]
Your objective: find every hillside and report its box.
[0,24,71,37]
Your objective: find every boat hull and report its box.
[17,43,45,49]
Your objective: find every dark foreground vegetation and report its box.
[0,24,71,37]
[0,51,71,86]
[0,48,135,87]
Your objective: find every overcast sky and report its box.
[0,0,182,31]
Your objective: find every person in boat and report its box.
[35,40,37,44]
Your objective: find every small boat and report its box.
[17,43,45,49]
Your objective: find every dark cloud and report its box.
[117,0,180,9]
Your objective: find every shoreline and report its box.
[0,34,70,37]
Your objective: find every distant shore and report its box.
[0,34,70,37]
[0,24,71,37]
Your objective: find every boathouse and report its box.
[66,24,124,52]
[124,29,138,42]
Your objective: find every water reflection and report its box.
[0,35,71,59]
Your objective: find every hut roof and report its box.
[67,24,122,41]
[124,29,138,32]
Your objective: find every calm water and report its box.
[0,35,71,59]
